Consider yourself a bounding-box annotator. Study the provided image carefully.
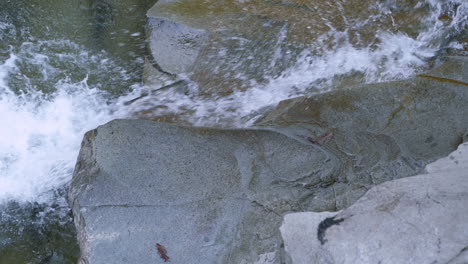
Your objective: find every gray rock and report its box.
[256,56,468,209]
[69,119,341,264]
[280,142,468,264]
[426,142,468,174]
[146,14,209,74]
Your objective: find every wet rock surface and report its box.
[280,142,468,264]
[69,119,339,264]
[256,56,468,208]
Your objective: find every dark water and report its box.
[0,193,79,263]
[0,0,155,263]
[1,0,155,96]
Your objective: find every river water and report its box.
[0,0,466,263]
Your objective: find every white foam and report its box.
[0,49,114,203]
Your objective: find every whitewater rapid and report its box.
[0,52,114,203]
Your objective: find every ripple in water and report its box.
[123,0,466,127]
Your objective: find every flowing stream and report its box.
[0,0,466,263]
[0,0,154,262]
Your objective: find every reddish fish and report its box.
[156,243,170,262]
[307,132,334,145]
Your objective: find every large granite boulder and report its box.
[69,119,341,264]
[280,142,468,264]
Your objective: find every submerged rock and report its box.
[146,0,291,95]
[280,142,468,264]
[145,0,447,96]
